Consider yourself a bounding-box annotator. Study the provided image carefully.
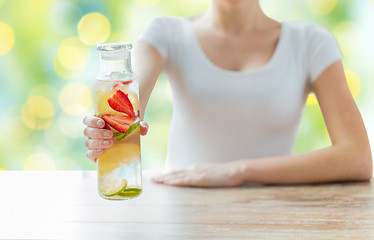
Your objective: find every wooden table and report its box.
[0,171,373,239]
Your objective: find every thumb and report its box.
[140,121,149,136]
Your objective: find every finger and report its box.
[164,179,190,186]
[83,115,105,128]
[86,149,105,161]
[164,175,190,185]
[161,175,192,186]
[151,174,169,184]
[85,139,113,150]
[140,121,149,136]
[84,127,113,139]
[151,171,177,181]
[152,178,163,184]
[152,171,184,184]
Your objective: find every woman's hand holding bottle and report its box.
[83,115,149,162]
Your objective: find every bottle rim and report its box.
[96,42,132,52]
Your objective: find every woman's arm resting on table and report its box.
[240,61,372,184]
[153,61,372,186]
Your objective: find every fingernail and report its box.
[140,122,147,128]
[103,140,110,145]
[97,119,104,127]
[96,149,103,153]
[103,131,111,137]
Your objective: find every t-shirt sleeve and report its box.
[136,17,169,63]
[307,22,343,84]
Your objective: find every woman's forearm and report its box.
[151,143,372,187]
[236,144,372,184]
[132,42,164,121]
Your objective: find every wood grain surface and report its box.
[0,171,372,239]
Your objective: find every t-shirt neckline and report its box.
[183,17,287,76]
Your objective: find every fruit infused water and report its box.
[95,42,142,200]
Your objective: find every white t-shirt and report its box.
[137,17,343,170]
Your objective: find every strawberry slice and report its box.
[103,122,111,130]
[102,114,135,133]
[113,80,133,89]
[107,90,135,117]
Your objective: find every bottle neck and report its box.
[98,52,135,80]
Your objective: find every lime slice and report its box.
[118,188,142,198]
[98,174,128,197]
[117,121,140,141]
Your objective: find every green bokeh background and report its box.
[0,0,373,172]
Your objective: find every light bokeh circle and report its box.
[53,37,90,80]
[305,0,338,15]
[59,82,92,115]
[28,84,58,104]
[21,96,54,130]
[44,122,70,151]
[333,22,363,56]
[0,21,15,55]
[344,69,361,99]
[3,106,32,140]
[57,45,87,71]
[166,81,173,103]
[27,96,54,118]
[23,152,56,170]
[78,12,111,46]
[306,69,361,105]
[306,93,318,106]
[58,114,85,139]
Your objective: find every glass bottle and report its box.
[94,42,142,200]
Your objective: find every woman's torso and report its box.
[137,15,343,170]
[153,17,312,170]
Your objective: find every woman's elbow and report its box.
[351,145,372,181]
[336,140,372,181]
[358,154,372,181]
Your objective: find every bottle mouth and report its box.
[96,42,132,52]
[97,42,132,60]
